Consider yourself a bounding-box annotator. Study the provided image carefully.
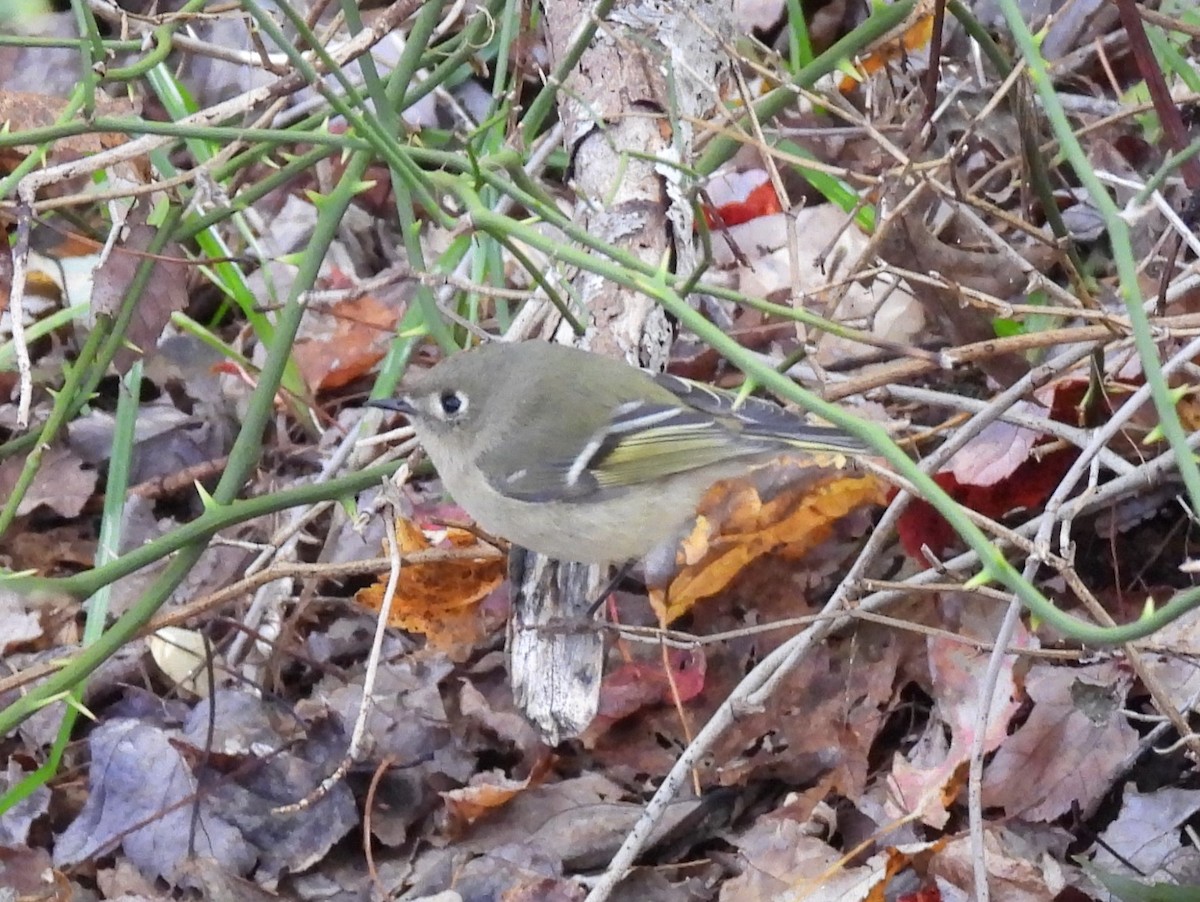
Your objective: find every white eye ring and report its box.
[436,390,467,419]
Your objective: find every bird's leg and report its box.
[586,559,636,618]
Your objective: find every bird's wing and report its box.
[654,373,867,454]
[481,376,866,502]
[585,400,764,487]
[480,399,758,501]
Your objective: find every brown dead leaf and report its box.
[875,179,1055,387]
[929,827,1071,901]
[713,633,900,797]
[887,616,1031,828]
[441,758,552,836]
[0,90,135,169]
[91,204,189,375]
[4,522,95,576]
[588,647,706,732]
[946,407,1046,487]
[0,444,96,520]
[0,846,63,899]
[711,203,924,366]
[442,771,535,834]
[650,462,887,624]
[0,590,42,655]
[293,276,401,394]
[449,771,699,872]
[1092,782,1200,882]
[982,661,1137,822]
[52,692,357,885]
[0,90,143,207]
[316,654,470,849]
[95,860,162,899]
[587,625,900,803]
[1140,609,1200,714]
[356,519,505,657]
[720,814,887,900]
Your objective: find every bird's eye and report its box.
[438,391,466,416]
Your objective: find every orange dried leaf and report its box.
[651,465,887,624]
[394,516,430,554]
[355,520,504,656]
[838,2,935,92]
[441,773,532,832]
[440,758,551,835]
[293,292,400,394]
[1179,393,1200,432]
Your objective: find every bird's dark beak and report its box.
[368,396,415,416]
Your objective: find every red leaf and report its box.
[896,449,1075,561]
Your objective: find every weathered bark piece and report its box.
[542,0,731,366]
[507,549,611,744]
[508,0,732,740]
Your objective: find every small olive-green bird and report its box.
[371,340,866,563]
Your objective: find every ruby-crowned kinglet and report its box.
[371,340,867,564]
